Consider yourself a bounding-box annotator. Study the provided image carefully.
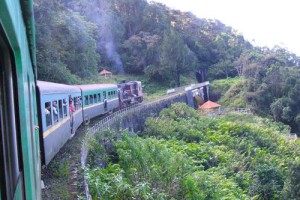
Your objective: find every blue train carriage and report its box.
[118,81,143,107]
[78,84,119,122]
[0,0,41,199]
[37,81,83,165]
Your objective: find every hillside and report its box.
[34,0,300,131]
[34,0,253,86]
[85,103,300,199]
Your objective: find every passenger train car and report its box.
[0,0,41,199]
[37,81,122,165]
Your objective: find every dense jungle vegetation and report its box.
[85,103,300,199]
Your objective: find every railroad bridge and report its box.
[81,81,210,199]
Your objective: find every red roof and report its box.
[99,69,112,75]
[199,100,221,109]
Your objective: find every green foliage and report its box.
[50,160,70,178]
[227,48,300,131]
[49,182,72,199]
[85,134,193,199]
[87,139,108,168]
[35,0,259,87]
[210,77,243,103]
[282,159,300,199]
[35,0,99,84]
[86,104,300,199]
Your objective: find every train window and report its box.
[58,100,63,119]
[89,95,93,104]
[63,99,67,117]
[98,94,101,102]
[78,96,82,108]
[73,97,78,110]
[94,94,97,103]
[45,102,52,127]
[52,100,58,124]
[85,95,89,105]
[103,91,106,99]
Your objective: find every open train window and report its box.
[89,95,93,104]
[93,94,97,103]
[77,96,82,108]
[73,97,77,110]
[58,100,63,119]
[45,102,52,127]
[63,99,67,117]
[98,94,101,102]
[85,95,88,105]
[52,100,58,124]
[103,91,106,100]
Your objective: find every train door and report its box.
[0,29,24,199]
[103,91,107,111]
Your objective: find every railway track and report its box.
[41,115,105,199]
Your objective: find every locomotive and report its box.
[37,80,143,165]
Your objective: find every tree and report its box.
[282,161,300,199]
[121,32,161,74]
[35,0,99,83]
[156,29,197,86]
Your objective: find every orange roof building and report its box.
[99,69,112,78]
[199,100,221,110]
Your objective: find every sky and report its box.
[148,0,300,56]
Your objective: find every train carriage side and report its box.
[37,81,83,165]
[0,0,41,199]
[78,84,119,121]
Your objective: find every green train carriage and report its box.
[0,0,41,199]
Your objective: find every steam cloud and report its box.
[77,0,124,74]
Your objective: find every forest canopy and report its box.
[34,0,254,85]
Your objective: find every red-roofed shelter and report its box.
[199,100,221,110]
[99,69,112,78]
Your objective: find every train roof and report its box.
[37,81,81,94]
[77,84,117,92]
[118,81,141,86]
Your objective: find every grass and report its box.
[209,77,250,108]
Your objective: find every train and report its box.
[37,80,143,165]
[0,0,143,199]
[0,0,40,199]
